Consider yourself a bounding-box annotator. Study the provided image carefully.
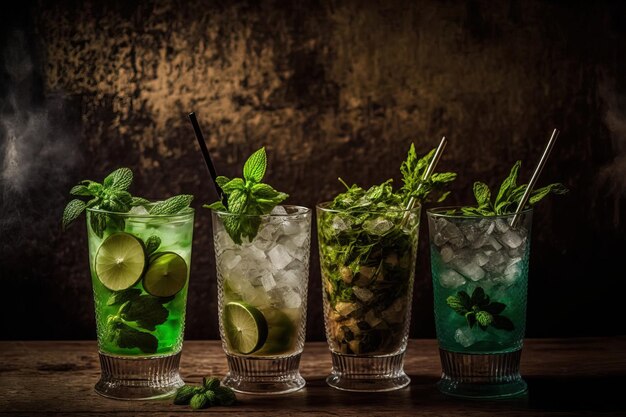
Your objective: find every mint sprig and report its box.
[446,287,514,331]
[400,143,457,204]
[460,160,568,216]
[204,147,288,244]
[173,376,236,409]
[105,288,172,354]
[62,167,194,236]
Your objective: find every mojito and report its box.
[212,206,311,394]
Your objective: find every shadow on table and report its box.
[525,375,625,413]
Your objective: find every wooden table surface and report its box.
[1,338,624,416]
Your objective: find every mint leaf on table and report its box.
[460,160,568,216]
[173,376,237,409]
[204,147,288,245]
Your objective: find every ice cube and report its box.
[223,253,242,270]
[257,223,276,241]
[499,258,523,286]
[271,206,288,215]
[439,269,466,289]
[353,286,374,303]
[495,218,510,233]
[488,236,503,250]
[267,244,293,269]
[363,217,394,236]
[260,273,277,292]
[281,220,302,235]
[453,259,486,281]
[500,229,523,249]
[288,231,308,248]
[281,288,302,308]
[454,328,475,348]
[332,216,350,233]
[440,245,455,263]
[473,252,489,267]
[276,269,302,288]
[129,205,149,215]
[434,232,449,246]
[440,220,466,248]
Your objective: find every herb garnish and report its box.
[173,376,236,409]
[62,167,193,236]
[459,160,567,216]
[446,287,514,331]
[204,147,288,244]
[105,288,173,354]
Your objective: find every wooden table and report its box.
[1,338,624,416]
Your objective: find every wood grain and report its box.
[1,338,625,416]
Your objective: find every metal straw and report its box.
[401,136,448,225]
[510,128,560,227]
[188,112,228,208]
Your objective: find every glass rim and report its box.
[86,206,195,219]
[211,204,311,218]
[315,200,421,214]
[426,205,533,219]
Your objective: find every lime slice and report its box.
[256,308,297,355]
[223,302,268,354]
[143,252,188,297]
[95,232,146,291]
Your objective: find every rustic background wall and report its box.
[1,0,625,341]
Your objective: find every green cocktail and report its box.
[428,208,531,398]
[87,209,194,357]
[62,167,195,400]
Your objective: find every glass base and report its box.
[326,350,410,392]
[95,351,184,400]
[438,348,527,399]
[223,352,305,395]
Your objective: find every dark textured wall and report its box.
[1,0,625,341]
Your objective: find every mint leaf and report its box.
[446,295,468,315]
[174,386,200,405]
[190,393,210,409]
[529,183,568,205]
[145,235,161,255]
[483,301,506,315]
[107,288,141,306]
[492,315,515,331]
[62,199,86,230]
[473,182,492,209]
[103,167,133,191]
[131,196,151,207]
[213,386,236,406]
[203,376,220,391]
[216,176,230,188]
[120,296,169,331]
[149,195,193,215]
[476,310,493,327]
[495,160,521,209]
[251,183,281,199]
[90,211,106,237]
[399,144,456,204]
[112,321,158,354]
[204,390,217,406]
[243,147,267,183]
[70,185,92,196]
[470,287,487,307]
[203,201,226,211]
[222,178,245,193]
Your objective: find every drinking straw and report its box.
[401,136,448,225]
[510,128,560,227]
[188,112,228,208]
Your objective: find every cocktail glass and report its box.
[86,207,194,399]
[316,203,421,391]
[427,207,532,398]
[212,205,311,394]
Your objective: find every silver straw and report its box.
[401,136,448,225]
[510,128,560,227]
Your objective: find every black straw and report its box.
[188,112,227,208]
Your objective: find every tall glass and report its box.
[316,203,421,392]
[427,207,532,398]
[86,208,194,399]
[212,205,311,394]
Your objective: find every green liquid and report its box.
[87,212,193,356]
[431,244,529,354]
